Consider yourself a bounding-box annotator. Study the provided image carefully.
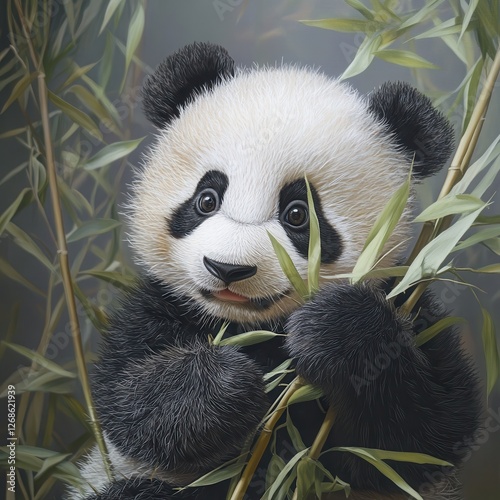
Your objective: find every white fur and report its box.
[67,437,177,499]
[129,65,413,324]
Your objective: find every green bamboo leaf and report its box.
[219,330,282,347]
[12,371,74,395]
[1,72,37,113]
[83,138,145,170]
[482,239,500,256]
[475,215,500,225]
[414,194,485,222]
[48,91,102,141]
[74,0,102,39]
[412,17,462,39]
[124,3,145,78]
[288,384,324,405]
[351,174,410,282]
[286,410,306,452]
[461,57,484,133]
[345,0,375,19]
[457,263,500,273]
[471,157,500,201]
[0,127,27,139]
[459,0,480,41]
[80,270,136,290]
[0,188,32,235]
[211,321,230,346]
[398,0,445,29]
[305,176,321,295]
[35,453,72,479]
[0,69,25,93]
[6,223,54,271]
[66,84,120,135]
[263,359,293,381]
[374,49,439,69]
[0,256,44,296]
[388,206,485,299]
[100,0,124,35]
[296,457,317,499]
[300,18,382,32]
[359,447,452,466]
[100,32,115,89]
[266,448,309,500]
[451,135,500,196]
[267,231,308,299]
[453,226,500,253]
[265,454,286,492]
[184,461,244,488]
[341,34,382,80]
[0,53,17,78]
[0,162,28,187]
[326,447,423,499]
[415,317,467,347]
[481,307,499,396]
[67,218,121,243]
[1,342,76,378]
[58,63,97,91]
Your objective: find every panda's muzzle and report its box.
[203,256,257,284]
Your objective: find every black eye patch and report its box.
[168,170,228,238]
[278,179,342,264]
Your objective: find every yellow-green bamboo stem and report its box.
[401,46,500,312]
[230,377,305,500]
[405,47,500,267]
[291,405,337,500]
[14,0,112,480]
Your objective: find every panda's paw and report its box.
[285,283,411,394]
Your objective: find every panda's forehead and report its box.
[153,65,404,224]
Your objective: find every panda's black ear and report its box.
[142,42,235,128]
[368,82,454,179]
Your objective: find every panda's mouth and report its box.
[200,288,288,309]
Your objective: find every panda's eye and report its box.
[196,189,220,215]
[283,201,309,229]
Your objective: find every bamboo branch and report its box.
[291,406,337,500]
[400,46,500,313]
[405,47,500,267]
[13,0,112,480]
[230,377,305,500]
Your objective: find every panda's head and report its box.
[129,42,453,325]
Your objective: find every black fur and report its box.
[279,179,343,263]
[92,279,269,480]
[85,478,191,499]
[368,81,454,178]
[285,283,481,493]
[142,42,235,128]
[87,277,480,499]
[169,170,228,238]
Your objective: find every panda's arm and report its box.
[91,278,268,484]
[285,283,481,491]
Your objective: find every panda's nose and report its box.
[203,257,257,284]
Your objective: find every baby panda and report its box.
[73,42,481,500]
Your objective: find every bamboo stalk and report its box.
[400,46,500,313]
[13,0,112,480]
[230,377,304,500]
[405,47,500,267]
[291,406,337,500]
